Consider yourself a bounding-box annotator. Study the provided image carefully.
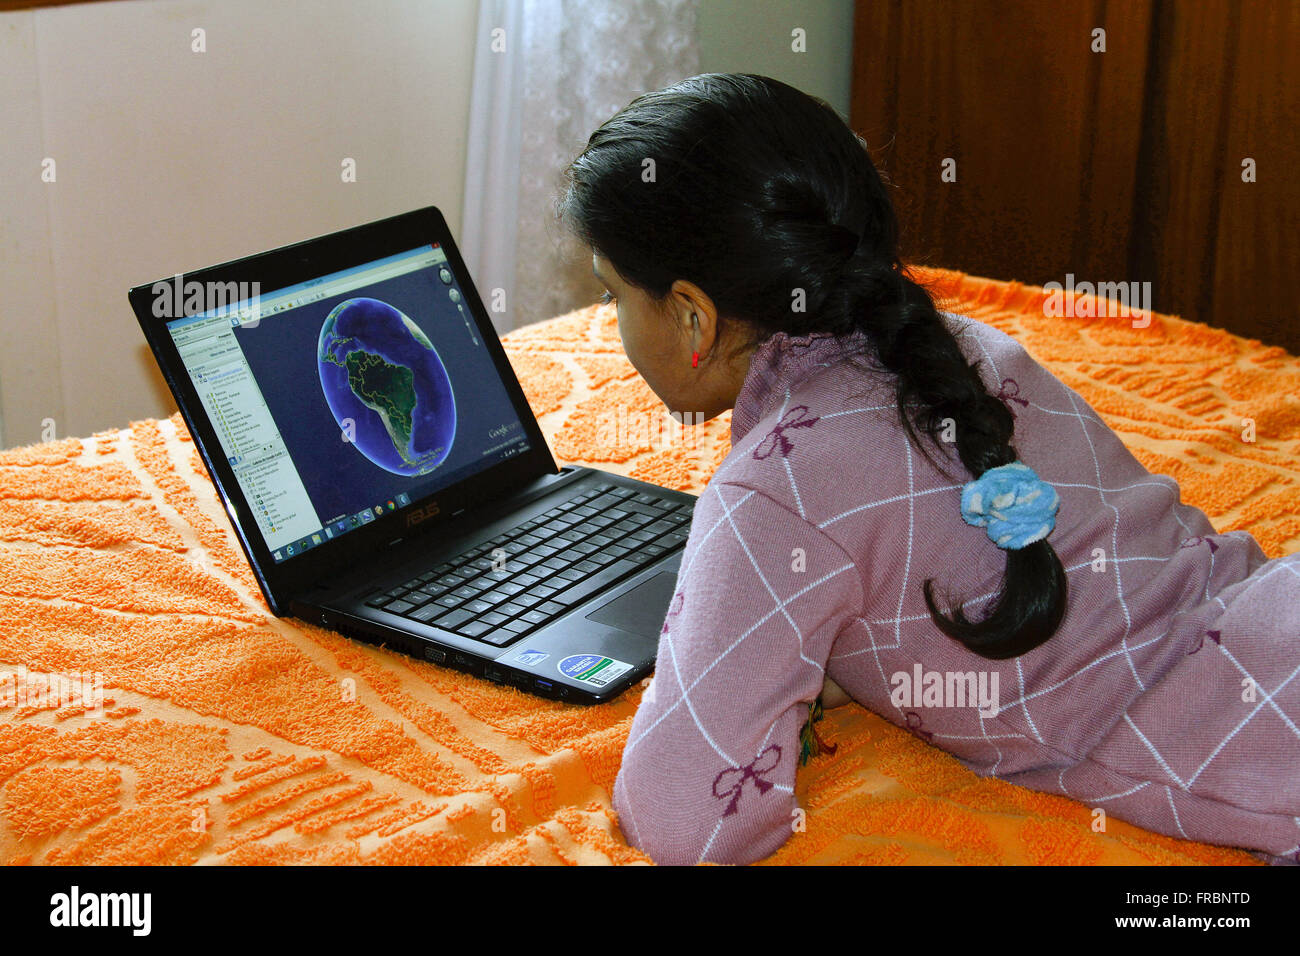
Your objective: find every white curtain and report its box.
[461,0,700,335]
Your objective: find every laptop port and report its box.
[534,678,555,693]
[423,646,447,664]
[452,652,481,675]
[484,665,506,684]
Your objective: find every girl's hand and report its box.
[821,675,853,709]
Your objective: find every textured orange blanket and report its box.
[2,267,1295,864]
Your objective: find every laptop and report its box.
[129,205,695,703]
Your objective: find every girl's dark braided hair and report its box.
[558,73,1067,659]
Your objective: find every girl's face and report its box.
[592,252,753,423]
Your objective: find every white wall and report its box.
[697,0,853,120]
[0,0,479,448]
[0,0,855,449]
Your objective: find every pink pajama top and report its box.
[612,312,1300,865]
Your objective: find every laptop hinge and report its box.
[411,467,585,544]
[305,466,591,597]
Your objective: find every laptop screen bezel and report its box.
[128,205,560,613]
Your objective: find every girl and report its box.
[558,73,1300,866]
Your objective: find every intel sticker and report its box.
[557,654,633,688]
[512,648,549,667]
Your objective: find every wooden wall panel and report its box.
[852,0,1299,353]
[1130,0,1240,344]
[1208,0,1300,350]
[851,0,1152,292]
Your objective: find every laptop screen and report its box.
[164,244,532,564]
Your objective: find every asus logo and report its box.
[405,502,441,530]
[405,501,441,527]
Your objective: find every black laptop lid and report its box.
[129,206,559,614]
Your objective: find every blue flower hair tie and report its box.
[960,461,1060,550]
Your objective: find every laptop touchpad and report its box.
[585,571,678,637]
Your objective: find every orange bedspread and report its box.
[1,267,1295,865]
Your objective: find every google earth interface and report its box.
[167,245,531,563]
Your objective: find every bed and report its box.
[1,266,1295,864]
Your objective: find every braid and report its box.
[825,254,1068,659]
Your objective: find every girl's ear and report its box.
[668,278,719,354]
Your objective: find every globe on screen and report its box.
[317,297,456,476]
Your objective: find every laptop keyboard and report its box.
[361,481,693,648]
